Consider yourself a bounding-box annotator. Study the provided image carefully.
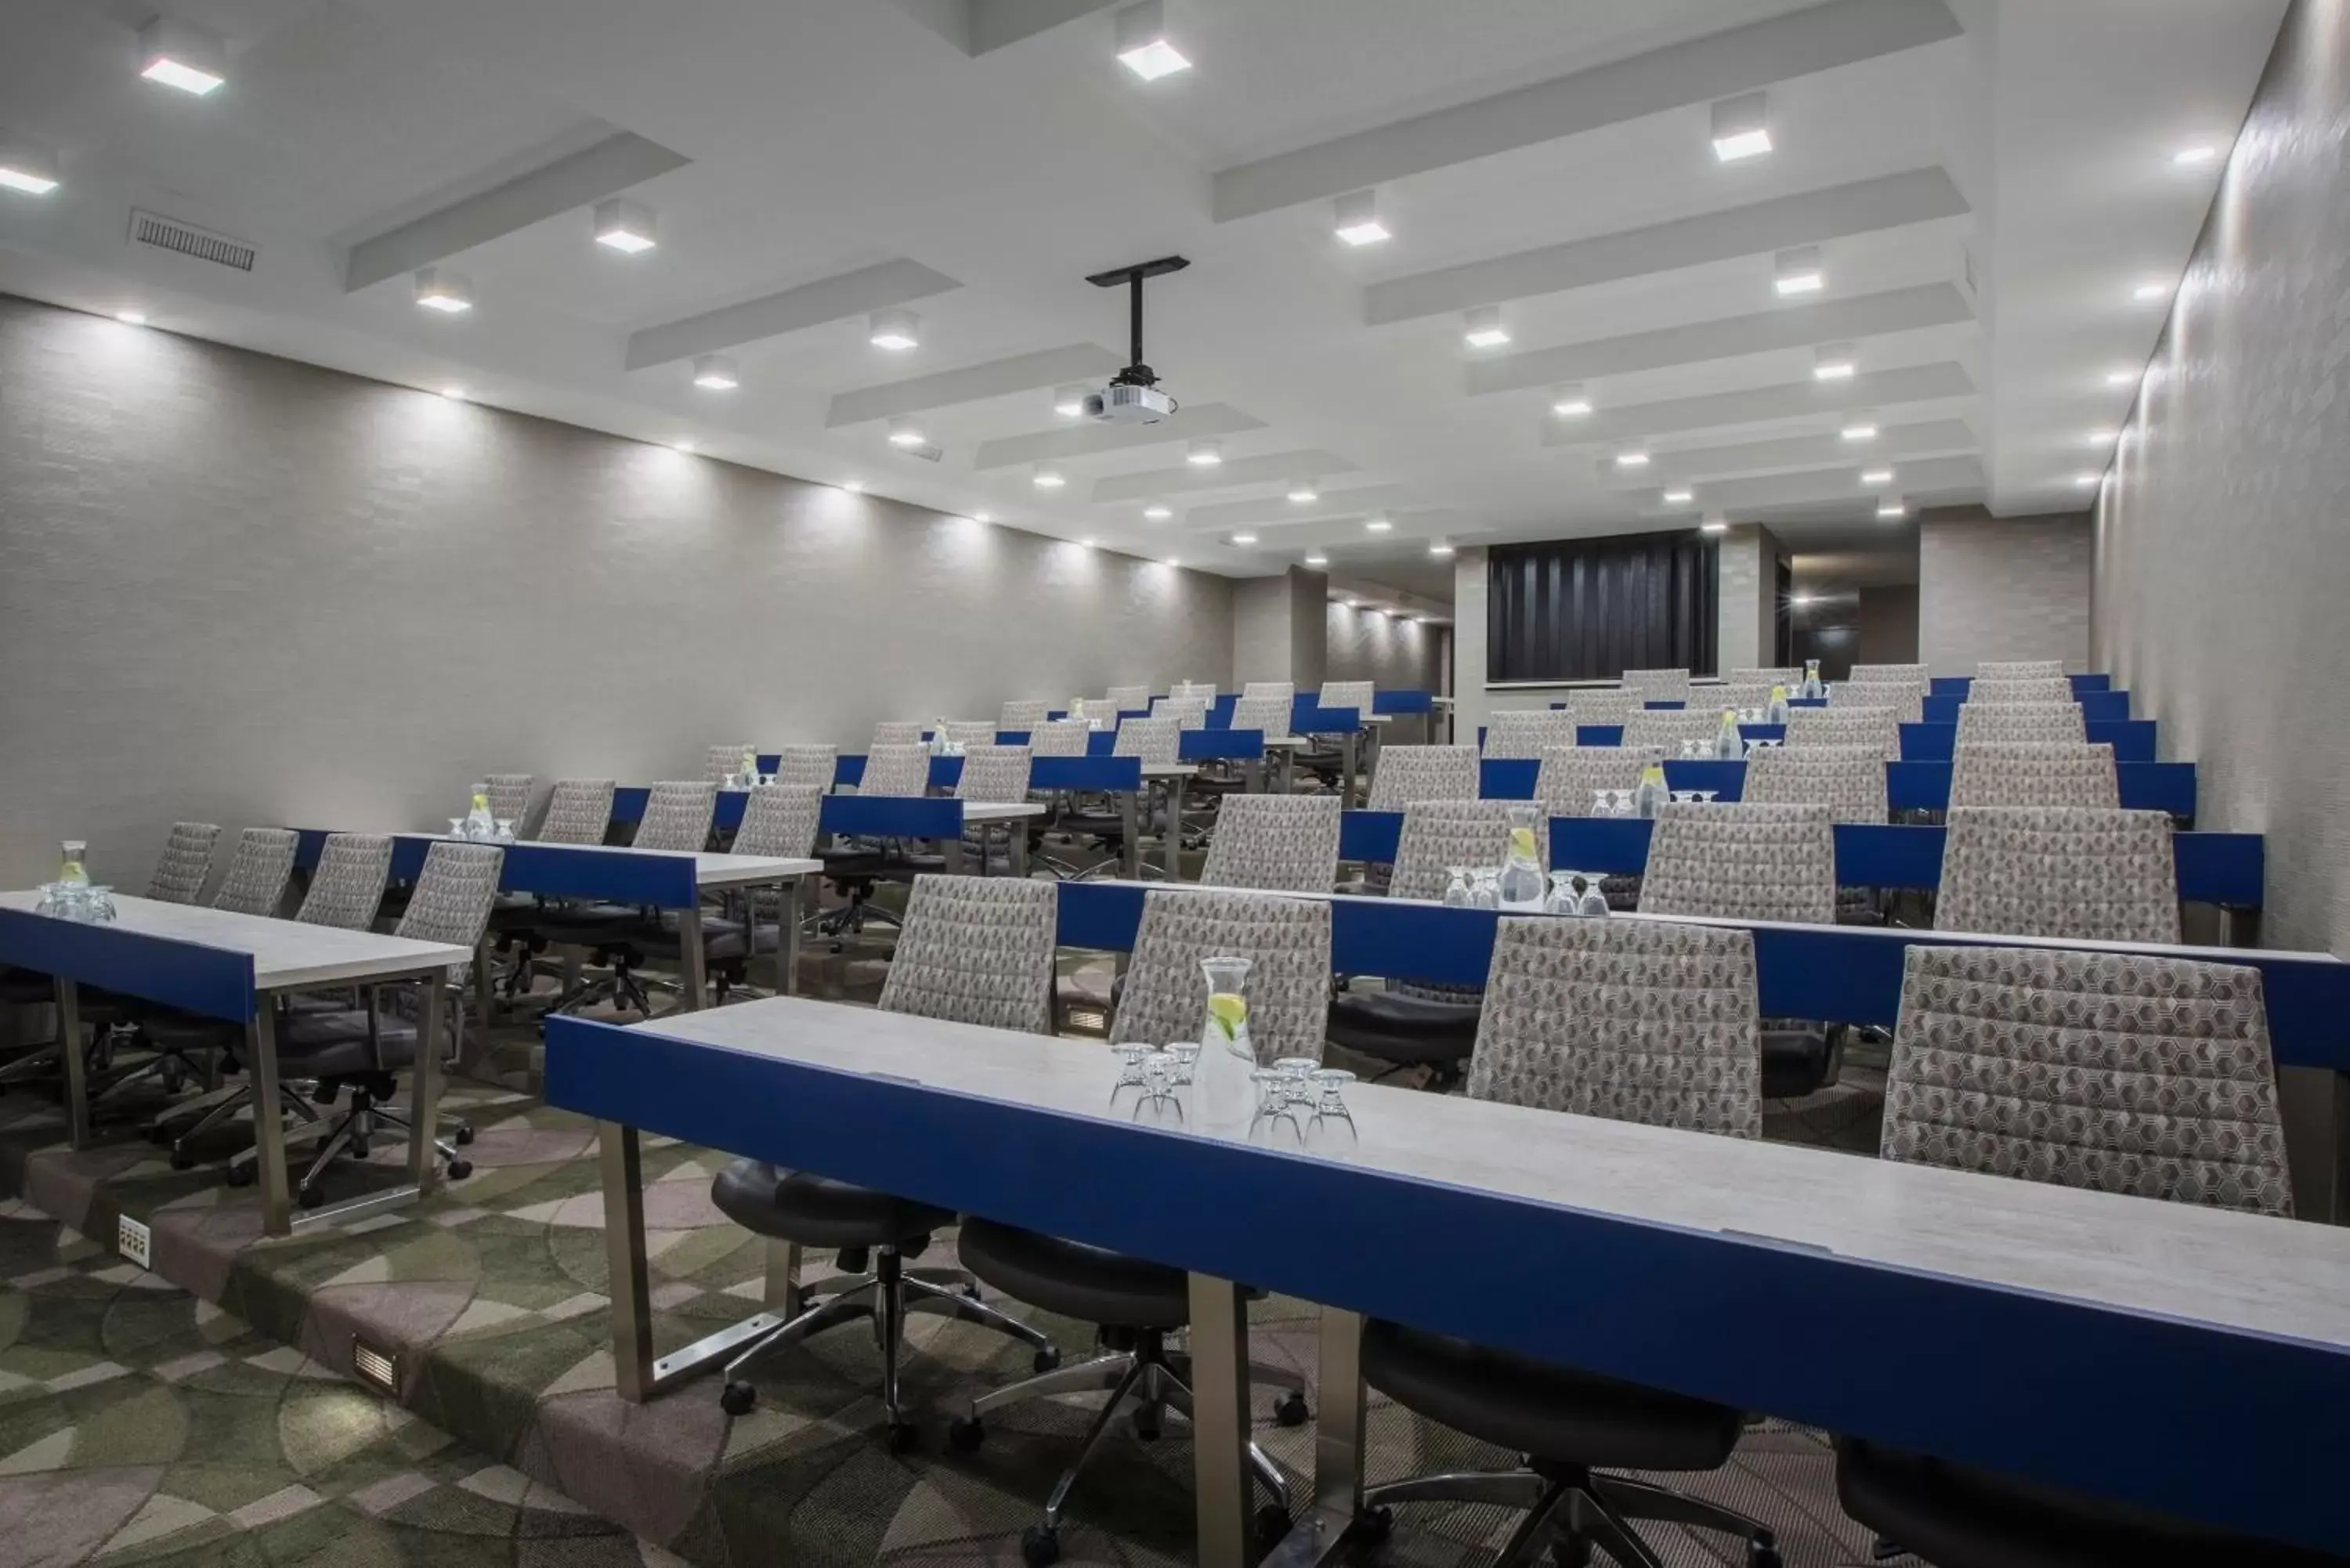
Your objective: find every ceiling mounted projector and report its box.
[1081,255,1188,424]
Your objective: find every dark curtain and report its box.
[1487,532,1719,682]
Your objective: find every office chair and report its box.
[1729,667,1802,688]
[710,876,1064,1435]
[1198,795,1340,892]
[147,822,222,903]
[1028,720,1091,757]
[999,699,1051,732]
[660,786,827,1003]
[1954,702,2088,745]
[232,841,499,1205]
[815,744,931,942]
[1620,667,1693,703]
[1976,659,2066,680]
[704,744,755,785]
[1712,681,1777,714]
[1947,742,2119,809]
[1848,663,1928,684]
[483,773,537,831]
[1366,746,1480,811]
[1056,717,1181,879]
[1240,680,1294,703]
[943,721,999,751]
[1021,721,1095,877]
[537,782,717,1017]
[492,779,613,1002]
[1297,680,1375,792]
[1356,915,1781,1568]
[533,779,616,844]
[1826,681,1925,723]
[1963,677,2074,706]
[873,721,927,747]
[1103,685,1150,714]
[1482,710,1577,761]
[1838,945,2301,1568]
[1533,745,1661,815]
[767,745,837,792]
[1622,708,1727,754]
[1937,805,2180,944]
[1565,688,1646,725]
[1150,695,1209,729]
[1641,803,1843,1100]
[1185,693,1291,805]
[948,743,1032,874]
[1326,800,1535,1088]
[1230,692,1290,736]
[1744,745,1887,825]
[953,887,1330,1564]
[1784,706,1904,758]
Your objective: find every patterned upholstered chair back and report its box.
[396,842,504,985]
[860,745,934,798]
[1640,802,1835,924]
[634,782,718,853]
[733,787,825,859]
[1169,680,1217,702]
[1955,702,2088,746]
[1743,744,1888,825]
[1565,688,1645,724]
[146,823,222,904]
[536,780,614,846]
[878,876,1059,1035]
[483,774,536,828]
[1028,720,1093,757]
[1712,682,1776,714]
[1242,681,1296,703]
[1979,659,2066,680]
[1112,716,1181,764]
[1483,710,1578,761]
[1231,694,1291,736]
[1622,667,1693,703]
[1883,945,2289,1216]
[1848,663,1928,684]
[1622,707,1725,754]
[943,721,1000,750]
[1938,806,2180,943]
[768,746,837,793]
[1000,699,1052,732]
[1112,889,1333,1064]
[1826,681,1925,723]
[1393,800,1543,902]
[1151,695,1210,730]
[1730,667,1802,688]
[1534,746,1661,815]
[1948,743,2118,810]
[1470,916,1762,1140]
[1784,704,1902,759]
[956,745,1032,804]
[1368,745,1481,811]
[1966,677,2073,706]
[872,721,927,747]
[211,828,298,917]
[1104,685,1151,713]
[1200,796,1341,893]
[704,745,754,785]
[297,834,392,930]
[1318,680,1375,714]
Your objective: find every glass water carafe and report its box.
[1712,710,1743,761]
[1801,658,1824,699]
[58,840,89,886]
[1633,763,1668,818]
[1765,684,1790,724]
[1499,804,1547,911]
[1194,956,1258,1128]
[465,783,494,839]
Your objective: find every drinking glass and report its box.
[1577,875,1612,919]
[1442,867,1474,908]
[1111,1042,1155,1099]
[1168,1042,1201,1086]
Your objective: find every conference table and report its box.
[0,891,470,1237]
[1470,757,2200,818]
[547,985,2350,1566]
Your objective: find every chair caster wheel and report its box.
[146,1125,171,1145]
[1358,1506,1393,1543]
[448,1158,473,1180]
[1132,1412,1161,1442]
[169,1148,194,1172]
[885,1421,920,1453]
[1747,1541,1782,1568]
[298,1185,325,1209]
[946,1416,985,1452]
[454,1125,475,1147]
[1032,1346,1061,1375]
[1273,1389,1310,1426]
[1254,1505,1292,1547]
[720,1381,757,1416]
[1020,1525,1061,1567]
[225,1163,256,1188]
[963,1282,982,1301]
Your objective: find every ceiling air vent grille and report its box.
[129,208,256,273]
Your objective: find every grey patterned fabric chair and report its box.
[733,787,824,861]
[1104,685,1150,713]
[768,746,837,793]
[711,875,1061,1433]
[298,834,393,930]
[1151,695,1210,730]
[1826,681,1925,723]
[1359,917,1777,1568]
[536,783,715,1013]
[859,744,934,797]
[1027,719,1092,757]
[1535,745,1661,815]
[1712,681,1777,714]
[631,781,718,852]
[209,829,299,917]
[1112,715,1180,764]
[1948,743,2118,809]
[1744,745,1887,826]
[1483,710,1578,761]
[146,823,222,904]
[1622,707,1726,755]
[1565,688,1645,725]
[1368,745,1481,811]
[816,745,932,945]
[1785,705,1903,759]
[1200,795,1341,892]
[1937,807,2180,944]
[944,721,999,750]
[1319,678,1376,713]
[1622,667,1693,703]
[1954,703,2088,746]
[956,744,1032,804]
[956,887,1328,1555]
[1977,659,2066,680]
[1242,681,1296,702]
[1391,800,1544,901]
[1838,945,2301,1568]
[1230,693,1291,737]
[1965,677,2073,706]
[1730,667,1802,688]
[705,744,755,785]
[1000,699,1051,732]
[533,780,615,846]
[1849,663,1928,684]
[873,721,927,747]
[483,774,536,832]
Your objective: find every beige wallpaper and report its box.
[1324,602,1442,693]
[1918,510,2092,675]
[0,294,1232,883]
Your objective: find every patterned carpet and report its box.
[0,972,1906,1568]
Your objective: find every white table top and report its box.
[407,835,819,892]
[958,802,1048,823]
[638,995,2350,1351]
[0,891,472,993]
[1141,762,1197,779]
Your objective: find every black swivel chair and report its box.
[813,742,934,944]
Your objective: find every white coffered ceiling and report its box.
[0,0,2290,602]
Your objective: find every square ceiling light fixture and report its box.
[1333,189,1390,247]
[1773,246,1824,296]
[1700,513,1729,534]
[413,266,473,313]
[1710,92,1771,161]
[1114,0,1191,80]
[692,353,739,390]
[1032,464,1067,489]
[593,197,657,254]
[1054,382,1089,418]
[1662,486,1694,505]
[139,17,226,96]
[887,416,927,448]
[1877,494,1909,519]
[1813,342,1856,381]
[1185,439,1223,467]
[1551,382,1593,418]
[1287,479,1320,503]
[0,133,60,195]
[1462,305,1510,349]
[1839,410,1879,443]
[869,308,920,351]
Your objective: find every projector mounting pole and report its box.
[1086,255,1189,388]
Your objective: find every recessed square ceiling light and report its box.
[1428,542,1455,557]
[1860,467,1894,486]
[2105,368,2138,386]
[592,197,657,254]
[1700,518,1728,534]
[139,18,226,96]
[1287,481,1320,503]
[1614,450,1651,469]
[869,308,920,351]
[1813,343,1856,380]
[1662,487,1694,505]
[1186,439,1222,467]
[1840,421,1878,442]
[1710,92,1772,162]
[1365,518,1392,532]
[413,266,473,313]
[671,439,696,454]
[1231,533,1258,545]
[1773,246,1824,296]
[2133,281,2170,302]
[1304,552,1329,565]
[1877,497,1908,519]
[2172,144,2220,167]
[2084,428,2117,446]
[2073,471,2102,487]
[1054,382,1089,418]
[1333,189,1390,246]
[1462,305,1510,349]
[1551,383,1593,417]
[973,510,992,522]
[1165,558,1182,568]
[1032,465,1067,489]
[1144,504,1173,519]
[692,353,739,390]
[0,133,60,195]
[888,416,927,448]
[1079,537,1095,547]
[1114,0,1191,80]
[116,310,147,325]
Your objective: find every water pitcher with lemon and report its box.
[1194,956,1257,1127]
[1499,804,1546,911]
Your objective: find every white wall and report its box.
[1917,509,2093,675]
[0,294,1233,882]
[1324,602,1442,692]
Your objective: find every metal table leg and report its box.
[1011,825,1031,880]
[779,878,801,998]
[1188,1272,1253,1568]
[1266,1307,1371,1566]
[602,1119,656,1402]
[1121,793,1141,879]
[679,901,709,1012]
[57,979,89,1151]
[250,1005,292,1237]
[407,974,444,1198]
[1340,735,1360,808]
[473,933,494,1035]
[1163,775,1188,880]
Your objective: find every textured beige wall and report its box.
[1918,509,2092,675]
[1325,602,1441,692]
[1716,523,1782,674]
[0,294,1233,883]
